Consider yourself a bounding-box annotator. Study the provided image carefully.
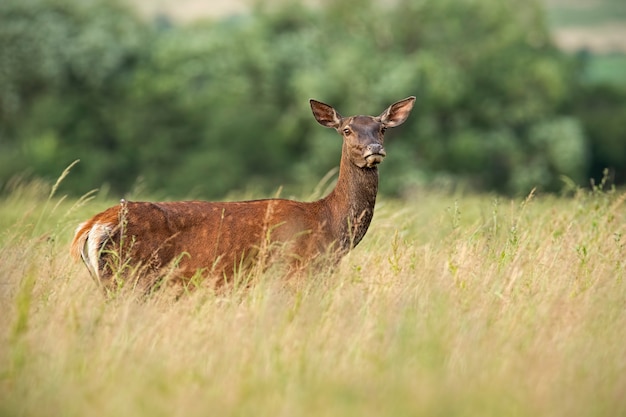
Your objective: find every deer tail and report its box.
[70,219,113,280]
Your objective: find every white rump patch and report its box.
[81,223,113,280]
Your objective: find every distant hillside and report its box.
[544,0,626,52]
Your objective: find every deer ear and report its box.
[379,96,416,128]
[310,99,342,129]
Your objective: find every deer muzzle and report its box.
[364,144,386,167]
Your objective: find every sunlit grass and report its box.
[1,176,625,417]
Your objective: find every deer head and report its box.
[310,96,416,168]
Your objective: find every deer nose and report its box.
[366,143,385,155]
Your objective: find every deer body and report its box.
[71,97,415,290]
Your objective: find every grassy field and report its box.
[1,175,625,417]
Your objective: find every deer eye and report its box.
[342,127,351,135]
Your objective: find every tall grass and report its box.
[1,178,625,416]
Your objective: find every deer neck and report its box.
[322,146,379,251]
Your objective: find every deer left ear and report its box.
[379,96,415,128]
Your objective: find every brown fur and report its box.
[70,97,415,291]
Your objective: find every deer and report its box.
[70,97,415,293]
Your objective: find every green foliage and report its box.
[0,0,620,198]
[584,54,626,86]
[572,83,626,185]
[0,0,149,193]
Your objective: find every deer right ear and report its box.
[310,99,342,129]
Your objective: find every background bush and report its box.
[1,0,623,198]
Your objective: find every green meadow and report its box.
[1,173,625,417]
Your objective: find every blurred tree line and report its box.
[1,0,625,199]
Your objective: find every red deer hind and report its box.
[71,97,415,292]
